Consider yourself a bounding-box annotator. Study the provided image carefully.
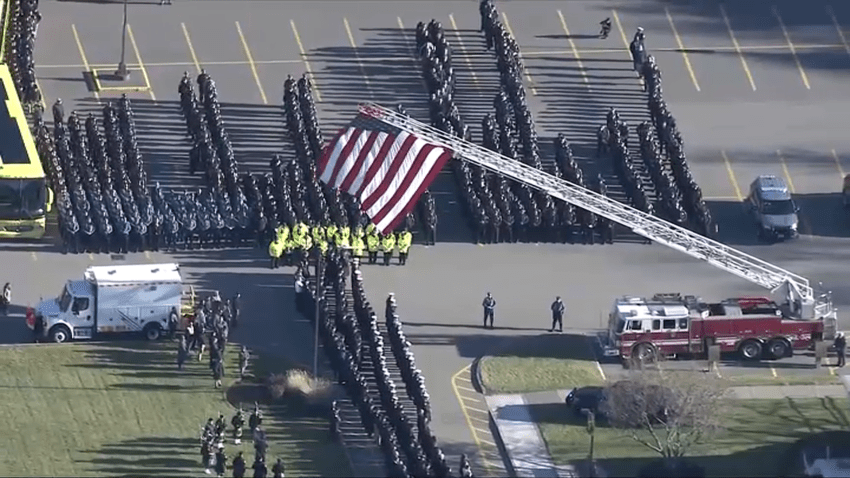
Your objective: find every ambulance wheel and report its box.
[49,325,71,343]
[143,323,163,341]
[739,340,763,360]
[767,339,790,359]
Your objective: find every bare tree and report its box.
[600,369,727,461]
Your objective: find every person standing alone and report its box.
[550,297,565,332]
[482,292,496,329]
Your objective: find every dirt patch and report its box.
[226,383,274,407]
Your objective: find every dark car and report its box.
[565,386,605,417]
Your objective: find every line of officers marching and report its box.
[268,222,414,269]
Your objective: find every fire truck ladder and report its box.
[360,103,835,321]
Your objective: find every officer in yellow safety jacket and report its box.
[269,237,282,269]
[365,223,376,236]
[351,230,365,258]
[280,237,293,266]
[366,229,380,264]
[326,223,338,245]
[311,224,326,254]
[276,224,290,246]
[381,232,396,266]
[397,230,413,265]
[337,225,351,250]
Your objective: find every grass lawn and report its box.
[478,334,605,394]
[0,341,351,478]
[535,396,850,477]
[723,372,841,387]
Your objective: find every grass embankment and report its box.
[0,341,351,477]
[536,395,850,477]
[478,334,604,394]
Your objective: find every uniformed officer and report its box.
[232,407,245,444]
[215,444,227,477]
[366,229,380,264]
[232,451,247,478]
[351,227,365,259]
[239,345,250,380]
[599,18,612,39]
[381,232,395,266]
[249,402,262,432]
[482,292,496,328]
[271,458,285,478]
[52,98,64,127]
[835,332,847,368]
[268,236,281,269]
[550,296,565,332]
[397,229,412,265]
[1,282,10,316]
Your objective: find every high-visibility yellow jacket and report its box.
[353,227,364,239]
[366,223,376,235]
[351,236,365,257]
[382,234,396,253]
[317,239,328,254]
[277,224,290,243]
[338,233,351,249]
[295,222,308,238]
[397,231,413,253]
[268,240,279,258]
[302,235,313,251]
[281,238,292,253]
[366,234,380,252]
[312,226,325,244]
[326,224,338,240]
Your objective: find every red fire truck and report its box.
[602,293,835,362]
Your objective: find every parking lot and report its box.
[18,0,850,475]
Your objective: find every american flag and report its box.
[317,113,454,234]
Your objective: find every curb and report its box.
[474,355,517,478]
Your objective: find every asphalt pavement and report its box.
[17,0,850,475]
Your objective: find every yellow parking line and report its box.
[771,365,778,378]
[181,22,202,74]
[772,6,811,90]
[30,251,37,261]
[826,6,850,60]
[611,9,644,89]
[145,250,151,260]
[71,24,100,102]
[35,77,47,110]
[832,149,846,178]
[343,17,375,99]
[235,21,268,105]
[721,150,744,201]
[595,361,606,381]
[469,415,489,423]
[127,25,155,101]
[456,384,477,393]
[451,365,496,477]
[712,362,722,378]
[88,253,94,260]
[557,10,591,91]
[665,7,701,92]
[829,366,837,376]
[449,13,483,96]
[777,149,797,194]
[720,4,757,91]
[290,20,322,103]
[500,12,538,96]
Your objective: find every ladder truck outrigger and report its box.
[358,103,837,362]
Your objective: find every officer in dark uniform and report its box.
[271,459,284,478]
[232,451,247,478]
[599,18,612,39]
[52,98,64,127]
[835,332,847,368]
[550,296,565,332]
[482,292,495,328]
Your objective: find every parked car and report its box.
[565,386,605,417]
[565,381,674,423]
[745,175,799,241]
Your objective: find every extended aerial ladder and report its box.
[360,103,836,333]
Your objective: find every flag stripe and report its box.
[327,128,369,187]
[317,129,348,180]
[354,132,406,199]
[340,131,389,193]
[360,134,418,211]
[377,150,453,233]
[324,127,361,185]
[369,143,439,223]
[335,130,381,190]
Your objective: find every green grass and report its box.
[723,372,841,387]
[478,334,604,394]
[535,396,850,477]
[0,341,351,478]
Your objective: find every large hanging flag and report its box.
[317,112,454,234]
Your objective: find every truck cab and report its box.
[745,175,799,241]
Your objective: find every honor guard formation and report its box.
[3,0,40,110]
[294,252,472,477]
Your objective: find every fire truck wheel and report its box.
[766,339,790,359]
[633,343,657,363]
[143,323,163,341]
[739,340,763,361]
[49,325,71,344]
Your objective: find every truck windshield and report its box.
[58,286,72,312]
[762,199,794,215]
[0,178,46,220]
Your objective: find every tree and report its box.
[600,369,727,462]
